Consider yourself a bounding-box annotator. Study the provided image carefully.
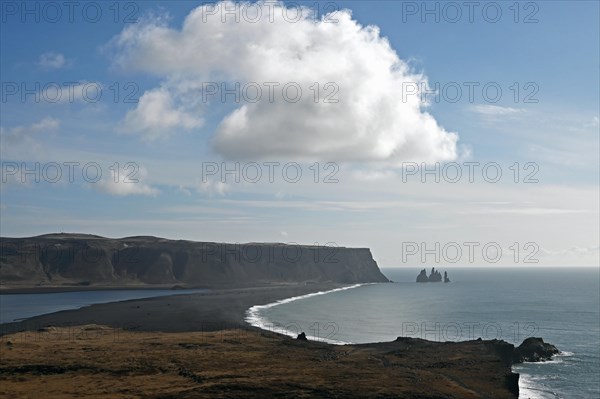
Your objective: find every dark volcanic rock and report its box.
[297,332,308,341]
[444,271,450,283]
[482,338,520,397]
[416,267,448,283]
[484,339,515,367]
[0,234,389,289]
[429,267,442,282]
[505,372,520,397]
[416,269,429,282]
[512,337,560,363]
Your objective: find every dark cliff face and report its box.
[391,337,519,398]
[0,234,389,288]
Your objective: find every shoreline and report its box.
[0,285,203,295]
[0,283,282,295]
[1,282,374,342]
[0,283,347,335]
[245,283,369,344]
[0,282,523,397]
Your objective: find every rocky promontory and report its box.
[512,337,561,363]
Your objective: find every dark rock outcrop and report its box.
[416,267,448,283]
[0,234,389,289]
[505,373,520,397]
[389,336,558,397]
[429,267,442,282]
[416,269,429,282]
[484,339,516,367]
[444,271,450,283]
[297,332,308,341]
[512,337,560,363]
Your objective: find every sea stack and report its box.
[416,268,450,283]
[416,269,429,282]
[429,267,442,282]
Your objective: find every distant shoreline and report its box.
[0,284,212,295]
[0,283,346,334]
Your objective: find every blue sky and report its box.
[1,1,598,267]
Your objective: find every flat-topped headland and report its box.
[0,233,388,292]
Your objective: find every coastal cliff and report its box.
[0,234,389,289]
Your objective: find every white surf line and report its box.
[517,373,561,399]
[245,283,372,345]
[513,352,573,399]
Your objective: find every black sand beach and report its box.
[1,283,344,335]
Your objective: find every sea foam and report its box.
[244,283,369,345]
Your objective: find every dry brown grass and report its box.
[0,325,517,398]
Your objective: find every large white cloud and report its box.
[110,1,458,164]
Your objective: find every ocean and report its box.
[247,267,600,399]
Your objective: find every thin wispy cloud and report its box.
[41,82,103,104]
[0,118,60,156]
[1,117,59,139]
[37,52,69,69]
[460,208,592,216]
[194,179,230,197]
[94,166,159,197]
[470,104,525,117]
